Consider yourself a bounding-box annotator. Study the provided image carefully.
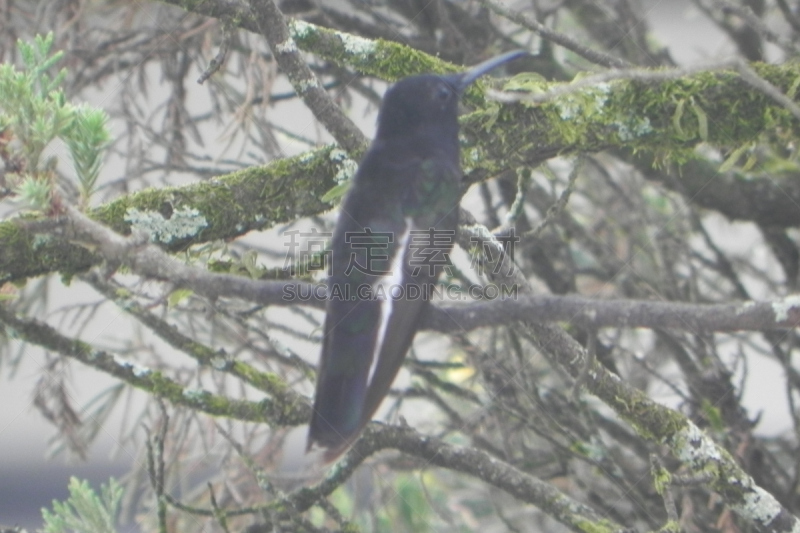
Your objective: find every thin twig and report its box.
[198,19,233,84]
[571,329,596,401]
[713,0,798,53]
[208,483,232,533]
[247,0,367,153]
[0,304,307,424]
[52,207,800,333]
[733,60,800,121]
[523,156,583,240]
[479,0,631,69]
[145,405,169,533]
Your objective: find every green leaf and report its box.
[241,250,260,278]
[36,32,55,57]
[396,474,430,532]
[742,153,758,172]
[671,98,686,139]
[701,398,725,433]
[168,288,194,308]
[788,74,800,99]
[481,101,501,131]
[719,143,751,173]
[690,99,708,142]
[18,39,35,69]
[41,477,122,533]
[321,181,351,203]
[0,33,88,183]
[38,50,64,76]
[502,71,547,92]
[65,104,110,203]
[13,175,52,210]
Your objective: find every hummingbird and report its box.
[307,50,529,462]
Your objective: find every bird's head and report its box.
[374,50,529,143]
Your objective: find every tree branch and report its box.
[451,211,800,532]
[159,0,465,81]
[531,319,800,532]
[0,304,308,425]
[52,205,800,334]
[3,53,800,286]
[192,423,632,533]
[247,0,367,154]
[478,0,631,69]
[0,145,340,284]
[428,292,800,333]
[82,271,305,406]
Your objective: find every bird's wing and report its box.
[359,219,433,429]
[308,292,382,456]
[307,149,458,461]
[308,218,431,461]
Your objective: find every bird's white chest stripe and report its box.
[368,217,413,386]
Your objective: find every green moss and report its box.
[288,18,459,83]
[652,466,672,495]
[621,392,686,443]
[587,361,688,444]
[90,145,341,245]
[114,287,133,299]
[231,361,289,396]
[458,62,800,180]
[658,521,682,533]
[574,518,620,533]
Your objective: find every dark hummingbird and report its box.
[307,50,529,462]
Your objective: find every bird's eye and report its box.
[435,85,452,101]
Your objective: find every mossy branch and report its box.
[0,304,309,426]
[82,271,306,408]
[163,0,800,155]
[461,61,800,177]
[0,145,342,283]
[161,0,462,81]
[3,28,800,285]
[464,214,800,532]
[154,422,630,533]
[530,320,800,532]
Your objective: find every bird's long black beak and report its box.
[457,50,530,92]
